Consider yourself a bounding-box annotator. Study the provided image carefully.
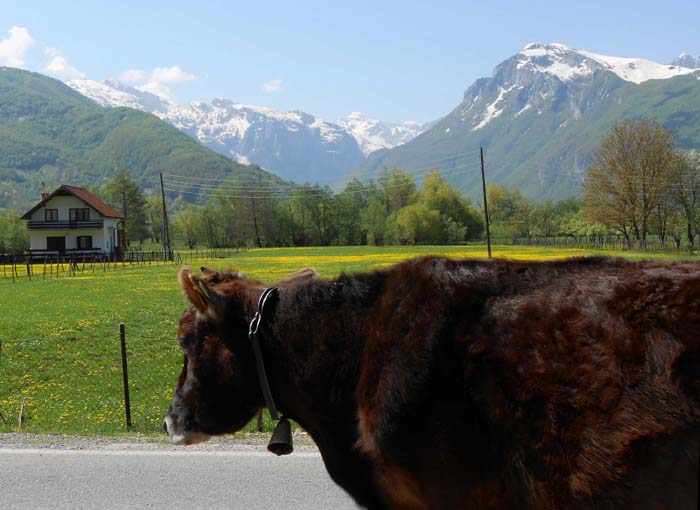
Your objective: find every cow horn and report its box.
[267,417,293,456]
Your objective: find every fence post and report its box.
[0,338,5,424]
[256,409,263,432]
[119,324,132,429]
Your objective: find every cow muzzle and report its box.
[164,414,211,445]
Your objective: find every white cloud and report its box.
[150,65,195,83]
[42,55,86,80]
[262,79,283,93]
[136,81,177,103]
[132,65,196,103]
[0,26,34,67]
[118,68,147,83]
[44,46,60,57]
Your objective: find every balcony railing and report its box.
[27,220,104,230]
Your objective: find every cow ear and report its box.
[275,268,317,287]
[179,267,223,321]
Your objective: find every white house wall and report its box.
[30,229,105,250]
[28,195,120,254]
[29,195,95,221]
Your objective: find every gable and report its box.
[21,185,122,220]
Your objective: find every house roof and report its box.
[21,185,123,220]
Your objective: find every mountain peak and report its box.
[521,42,572,53]
[515,42,697,84]
[337,112,428,156]
[67,78,171,112]
[671,53,700,69]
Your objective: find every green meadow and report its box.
[0,244,694,436]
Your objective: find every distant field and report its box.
[0,244,695,436]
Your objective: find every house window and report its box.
[77,236,93,250]
[45,209,58,222]
[70,208,90,221]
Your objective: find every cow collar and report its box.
[248,287,282,421]
[247,287,294,456]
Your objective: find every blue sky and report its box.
[2,0,698,123]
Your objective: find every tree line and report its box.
[1,118,698,253]
[583,119,700,250]
[168,169,485,248]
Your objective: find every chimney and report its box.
[41,182,48,200]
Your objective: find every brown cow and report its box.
[164,256,700,509]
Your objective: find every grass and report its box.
[0,244,696,436]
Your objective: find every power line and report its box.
[162,162,483,200]
[165,160,483,193]
[161,148,482,187]
[165,167,476,192]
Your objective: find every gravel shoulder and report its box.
[0,431,319,453]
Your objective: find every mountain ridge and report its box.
[353,43,700,200]
[671,53,700,69]
[0,67,280,209]
[66,79,427,182]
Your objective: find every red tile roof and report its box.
[21,185,123,220]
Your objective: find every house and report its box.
[21,185,123,257]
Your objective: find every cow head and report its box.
[164,266,317,445]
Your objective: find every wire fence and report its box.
[0,244,273,435]
[493,235,699,254]
[0,325,274,435]
[0,247,244,283]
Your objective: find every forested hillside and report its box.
[0,67,279,209]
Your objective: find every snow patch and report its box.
[471,85,515,131]
[515,104,532,117]
[519,43,696,84]
[68,79,143,108]
[578,48,696,83]
[337,111,426,155]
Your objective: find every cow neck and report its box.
[247,287,282,421]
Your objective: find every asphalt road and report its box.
[0,447,360,510]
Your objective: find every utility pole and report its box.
[121,184,128,256]
[480,147,492,258]
[160,173,172,261]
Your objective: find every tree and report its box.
[670,150,700,249]
[485,185,534,239]
[362,194,388,246]
[0,209,29,254]
[385,203,443,245]
[146,196,163,243]
[102,169,149,246]
[172,203,201,249]
[379,168,416,213]
[583,119,678,248]
[336,179,368,245]
[414,170,484,242]
[295,184,335,246]
[199,203,229,248]
[237,183,279,248]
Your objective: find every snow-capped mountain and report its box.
[337,112,427,155]
[671,53,700,69]
[454,42,697,133]
[512,43,695,85]
[163,99,363,182]
[357,43,700,200]
[66,80,424,182]
[68,79,171,113]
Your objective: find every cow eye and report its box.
[179,335,198,349]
